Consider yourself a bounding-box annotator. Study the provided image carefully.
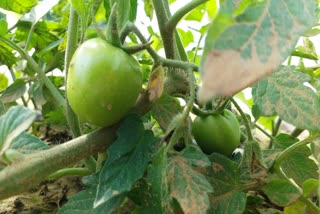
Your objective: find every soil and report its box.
[0,176,84,214]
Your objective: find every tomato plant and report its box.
[192,109,240,156]
[67,38,142,126]
[0,0,320,214]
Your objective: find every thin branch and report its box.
[0,36,65,108]
[167,0,208,32]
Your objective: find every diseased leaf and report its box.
[151,95,181,130]
[262,180,301,207]
[168,147,213,214]
[252,67,320,131]
[145,145,169,213]
[0,79,26,104]
[207,153,247,214]
[94,114,158,207]
[198,0,317,102]
[211,191,247,214]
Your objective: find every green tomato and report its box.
[67,38,142,126]
[192,109,241,156]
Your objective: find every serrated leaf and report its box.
[94,114,158,207]
[198,0,317,102]
[168,149,213,214]
[0,0,38,13]
[58,174,126,214]
[0,79,26,104]
[262,180,301,207]
[252,67,320,131]
[11,132,48,153]
[151,95,181,130]
[0,106,36,156]
[145,145,168,213]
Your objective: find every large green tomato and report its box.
[67,38,142,126]
[192,109,240,156]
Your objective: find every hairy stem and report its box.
[64,6,82,138]
[231,98,253,141]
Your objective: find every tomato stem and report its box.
[0,36,66,109]
[231,98,253,141]
[167,0,209,33]
[64,6,82,138]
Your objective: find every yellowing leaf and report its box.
[147,65,165,101]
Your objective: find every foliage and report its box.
[0,0,320,213]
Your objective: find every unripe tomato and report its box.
[192,109,240,156]
[67,38,142,126]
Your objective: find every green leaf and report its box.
[168,147,213,213]
[117,0,137,31]
[262,179,301,207]
[302,178,319,198]
[0,106,36,156]
[11,132,49,153]
[0,0,38,13]
[145,145,168,212]
[0,40,18,67]
[0,73,8,92]
[252,67,320,132]
[144,0,153,20]
[284,200,307,214]
[0,19,8,36]
[0,79,26,104]
[199,0,318,102]
[207,153,247,213]
[151,95,181,130]
[94,114,159,207]
[15,21,64,52]
[58,174,126,214]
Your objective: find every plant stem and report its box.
[270,133,320,214]
[272,134,318,172]
[272,118,281,136]
[0,125,117,200]
[167,0,208,32]
[64,6,82,138]
[0,36,65,108]
[231,98,253,141]
[121,22,198,71]
[47,167,92,180]
[152,0,174,58]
